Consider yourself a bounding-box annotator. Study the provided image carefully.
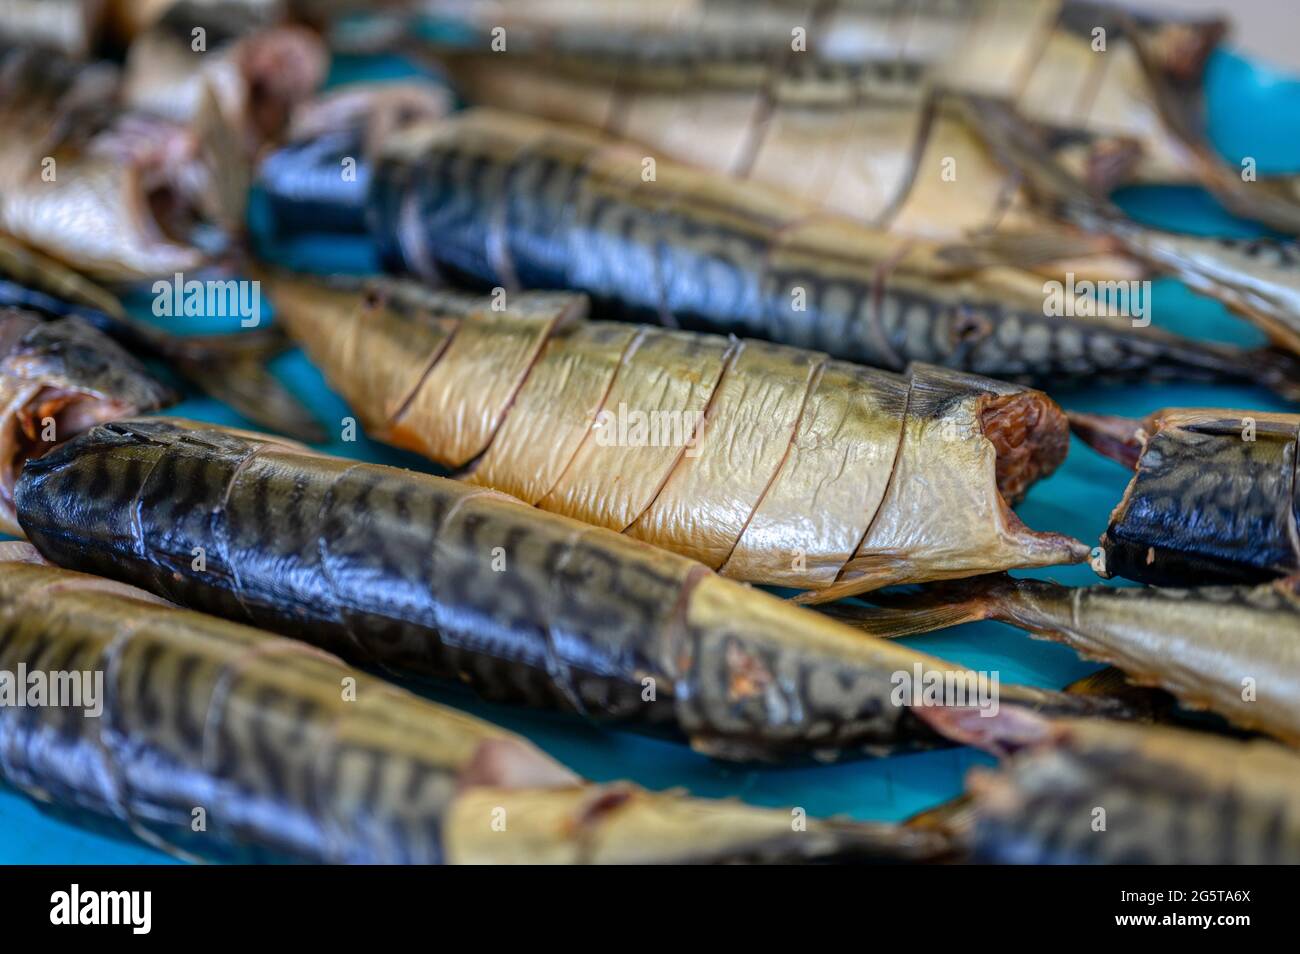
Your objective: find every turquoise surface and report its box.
[1,47,1296,864]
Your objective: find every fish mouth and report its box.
[0,389,138,535]
[978,390,1071,506]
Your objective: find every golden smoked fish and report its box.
[391,0,1300,233]
[266,274,1089,599]
[0,543,950,863]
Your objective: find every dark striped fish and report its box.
[354,109,1300,399]
[0,544,950,863]
[918,707,1300,864]
[14,418,1136,763]
[1072,407,1300,586]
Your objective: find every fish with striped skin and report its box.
[917,707,1300,864]
[14,418,1138,763]
[0,234,324,443]
[348,109,1300,399]
[0,544,951,863]
[1071,407,1300,586]
[379,0,1300,233]
[0,308,174,535]
[826,573,1300,747]
[265,273,1087,599]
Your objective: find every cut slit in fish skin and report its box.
[264,271,1089,596]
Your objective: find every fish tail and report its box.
[1067,411,1144,468]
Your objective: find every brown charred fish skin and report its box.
[0,552,949,863]
[265,273,1087,596]
[956,714,1300,864]
[1086,409,1300,587]
[15,418,1126,763]
[365,110,1281,395]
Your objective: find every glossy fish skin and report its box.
[1072,408,1300,587]
[266,273,1087,597]
[360,110,1293,399]
[257,82,450,238]
[0,547,948,863]
[0,308,174,535]
[15,418,1131,764]
[923,708,1300,864]
[834,574,1300,747]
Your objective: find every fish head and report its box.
[0,309,175,535]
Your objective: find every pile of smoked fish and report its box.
[0,0,1297,866]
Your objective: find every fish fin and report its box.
[1063,666,1133,698]
[937,91,1123,222]
[934,227,1125,274]
[190,82,251,236]
[789,554,912,604]
[904,793,978,841]
[171,343,326,444]
[1067,412,1144,468]
[817,587,1005,638]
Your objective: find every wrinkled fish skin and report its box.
[0,307,173,535]
[361,110,1292,398]
[403,0,1234,197]
[1073,408,1300,587]
[15,418,1132,764]
[835,574,1300,747]
[266,273,1086,597]
[926,709,1300,864]
[0,547,948,863]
